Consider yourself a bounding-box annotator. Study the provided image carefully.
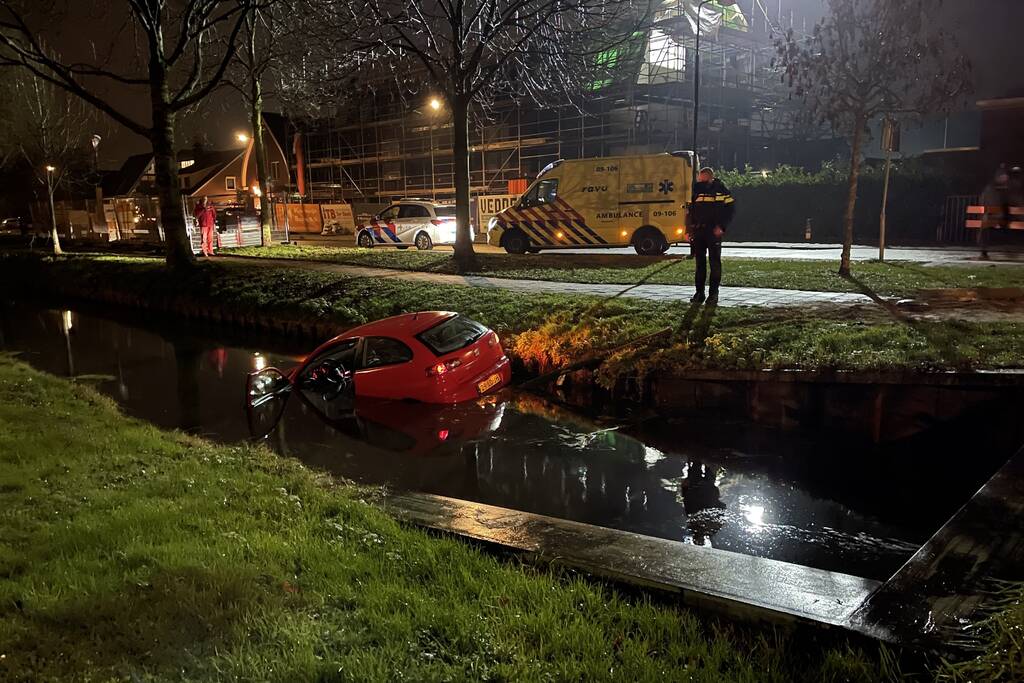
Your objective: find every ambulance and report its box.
[487,152,696,255]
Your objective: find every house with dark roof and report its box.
[104,116,291,208]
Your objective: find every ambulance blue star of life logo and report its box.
[659,179,674,194]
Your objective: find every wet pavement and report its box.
[297,236,1024,266]
[2,302,1020,581]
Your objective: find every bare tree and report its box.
[346,0,649,271]
[775,0,971,276]
[228,0,284,244]
[0,66,95,254]
[0,1,255,267]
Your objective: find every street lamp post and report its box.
[91,134,103,225]
[692,1,738,157]
[44,164,62,255]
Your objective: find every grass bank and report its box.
[0,355,889,681]
[229,245,1024,297]
[2,252,1023,381]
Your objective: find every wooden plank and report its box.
[849,445,1024,648]
[383,491,881,632]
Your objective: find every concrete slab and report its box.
[849,444,1024,649]
[383,491,881,631]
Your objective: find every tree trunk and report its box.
[451,95,477,272]
[47,187,62,255]
[250,75,273,245]
[149,52,192,269]
[840,118,865,277]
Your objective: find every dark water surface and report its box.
[2,303,1018,581]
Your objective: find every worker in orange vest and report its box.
[193,197,217,257]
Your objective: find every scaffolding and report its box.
[299,0,822,204]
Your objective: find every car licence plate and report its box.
[477,373,501,394]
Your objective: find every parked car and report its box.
[355,200,456,250]
[0,217,32,236]
[247,312,511,409]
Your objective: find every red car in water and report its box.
[289,311,511,404]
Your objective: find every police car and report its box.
[356,200,457,250]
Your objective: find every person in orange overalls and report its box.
[193,197,217,257]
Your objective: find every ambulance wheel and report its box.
[357,231,375,248]
[526,247,541,254]
[633,227,667,256]
[415,232,433,250]
[502,229,529,255]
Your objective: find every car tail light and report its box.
[430,219,442,226]
[426,359,461,377]
[437,429,449,441]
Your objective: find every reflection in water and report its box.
[1,303,1021,580]
[681,461,725,547]
[173,339,203,435]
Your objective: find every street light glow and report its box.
[237,132,250,143]
[429,98,441,111]
[45,165,55,172]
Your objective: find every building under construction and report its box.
[297,1,835,209]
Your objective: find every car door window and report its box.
[300,339,359,383]
[398,205,430,219]
[378,206,399,221]
[298,338,359,416]
[361,336,413,369]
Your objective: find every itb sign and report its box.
[475,194,518,234]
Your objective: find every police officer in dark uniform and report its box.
[688,167,735,304]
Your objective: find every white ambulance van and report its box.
[487,152,696,255]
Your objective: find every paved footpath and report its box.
[220,255,873,308]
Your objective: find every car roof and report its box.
[343,311,456,339]
[392,200,452,209]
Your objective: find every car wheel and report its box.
[357,231,375,248]
[415,232,433,250]
[633,227,667,256]
[502,229,529,255]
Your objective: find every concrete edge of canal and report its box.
[380,490,884,635]
[384,443,1024,652]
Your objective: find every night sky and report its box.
[39,0,1024,168]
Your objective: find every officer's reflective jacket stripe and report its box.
[689,179,736,229]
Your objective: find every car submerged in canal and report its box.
[247,311,511,407]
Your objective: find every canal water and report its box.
[2,303,1019,581]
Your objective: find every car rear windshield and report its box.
[434,206,456,218]
[417,315,487,356]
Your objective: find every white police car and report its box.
[356,200,457,250]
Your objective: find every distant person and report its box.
[979,165,1010,260]
[688,167,735,304]
[193,197,217,257]
[1009,167,1024,223]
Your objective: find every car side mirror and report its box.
[245,367,292,439]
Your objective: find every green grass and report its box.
[228,245,1024,297]
[0,355,891,681]
[2,253,1023,379]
